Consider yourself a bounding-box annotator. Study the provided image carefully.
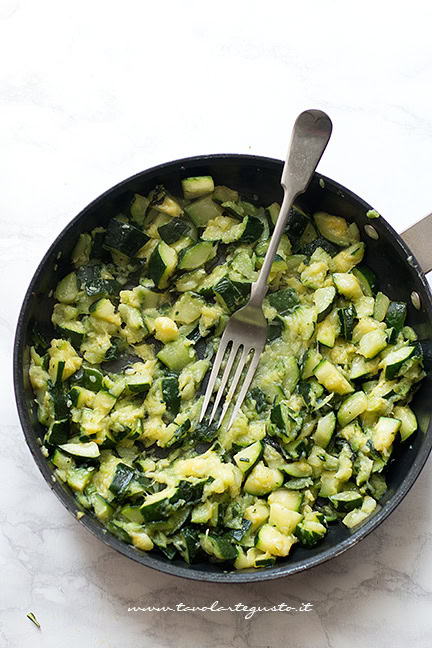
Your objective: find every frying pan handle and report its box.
[401,212,432,274]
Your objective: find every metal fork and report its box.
[199,109,333,431]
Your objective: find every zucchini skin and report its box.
[103,219,149,256]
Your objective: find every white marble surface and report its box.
[1,0,432,645]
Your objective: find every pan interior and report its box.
[14,155,432,582]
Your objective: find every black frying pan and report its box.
[13,154,432,583]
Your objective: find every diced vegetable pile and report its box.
[29,175,424,569]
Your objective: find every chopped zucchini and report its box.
[314,360,354,395]
[385,301,407,333]
[29,178,425,573]
[268,288,299,314]
[256,524,296,557]
[313,411,336,448]
[243,462,284,496]
[157,337,196,372]
[233,441,263,475]
[393,405,417,442]
[384,345,416,379]
[294,511,327,547]
[148,241,178,289]
[314,212,352,247]
[184,195,223,227]
[330,491,363,512]
[351,265,377,296]
[178,241,214,271]
[103,219,149,256]
[182,176,214,200]
[313,286,336,322]
[337,391,368,426]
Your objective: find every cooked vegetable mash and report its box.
[29,176,424,569]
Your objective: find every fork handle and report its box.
[249,109,333,304]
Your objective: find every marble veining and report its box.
[1,1,432,646]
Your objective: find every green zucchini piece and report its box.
[256,524,295,556]
[337,391,368,426]
[268,504,303,535]
[385,301,407,333]
[351,265,377,296]
[316,310,340,348]
[200,533,237,561]
[314,212,352,247]
[172,293,204,325]
[221,200,245,218]
[202,214,263,244]
[103,219,149,256]
[238,216,264,243]
[148,241,178,289]
[329,491,363,512]
[149,185,182,217]
[77,265,120,297]
[332,272,363,300]
[45,419,69,446]
[243,462,284,495]
[373,291,390,322]
[338,304,357,341]
[313,411,336,448]
[68,386,93,408]
[109,463,135,499]
[73,367,104,392]
[228,519,252,542]
[57,321,86,348]
[270,401,301,441]
[162,376,180,415]
[349,355,377,380]
[266,202,281,225]
[121,504,145,524]
[358,329,388,359]
[297,380,324,409]
[93,494,114,522]
[249,387,267,413]
[384,345,416,379]
[55,272,79,304]
[59,441,100,458]
[283,460,312,478]
[313,286,336,322]
[268,288,299,314]
[342,496,377,528]
[67,467,93,492]
[284,356,300,394]
[294,511,327,547]
[284,437,308,460]
[48,369,71,420]
[181,176,214,200]
[212,185,239,204]
[184,195,223,227]
[213,277,245,313]
[268,488,303,511]
[129,193,150,226]
[314,359,354,395]
[157,337,196,372]
[301,347,322,379]
[372,416,401,453]
[175,527,201,563]
[267,316,284,342]
[158,218,196,245]
[393,405,418,442]
[178,241,214,271]
[125,372,152,394]
[233,441,263,475]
